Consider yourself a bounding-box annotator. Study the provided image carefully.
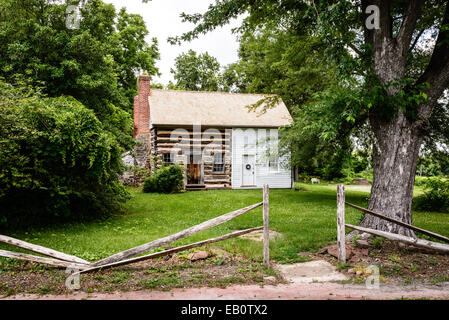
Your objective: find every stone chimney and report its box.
[133,75,151,137]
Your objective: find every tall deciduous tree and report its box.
[0,0,160,149]
[170,49,222,91]
[170,0,449,236]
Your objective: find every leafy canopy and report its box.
[0,0,160,149]
[170,49,224,91]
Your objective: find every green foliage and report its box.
[351,150,370,174]
[413,177,449,213]
[414,176,430,187]
[142,165,184,193]
[281,84,368,179]
[0,80,129,229]
[170,50,223,91]
[223,28,337,108]
[372,237,385,249]
[417,151,449,177]
[0,0,160,149]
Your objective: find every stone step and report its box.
[186,184,206,191]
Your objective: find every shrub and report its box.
[413,177,449,213]
[0,80,129,230]
[414,176,430,187]
[143,165,184,193]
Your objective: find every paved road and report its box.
[4,282,449,300]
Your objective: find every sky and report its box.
[103,0,242,85]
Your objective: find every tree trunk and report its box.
[360,109,422,237]
[357,0,449,236]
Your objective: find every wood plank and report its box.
[92,202,264,267]
[0,235,90,265]
[157,135,230,140]
[0,249,90,270]
[156,138,230,143]
[204,184,228,189]
[345,224,449,254]
[337,184,346,264]
[263,184,270,267]
[156,147,230,153]
[156,130,230,136]
[203,180,231,184]
[345,202,449,244]
[77,227,264,275]
[156,142,228,147]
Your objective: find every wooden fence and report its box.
[336,184,449,264]
[0,185,271,273]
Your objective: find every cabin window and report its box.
[163,153,173,165]
[213,153,224,172]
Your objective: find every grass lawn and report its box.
[2,184,448,265]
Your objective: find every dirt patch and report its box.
[349,178,372,186]
[0,248,282,298]
[274,260,348,284]
[315,240,449,286]
[239,230,284,242]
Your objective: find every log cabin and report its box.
[133,75,293,190]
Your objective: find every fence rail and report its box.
[344,201,449,244]
[336,183,449,262]
[0,185,271,273]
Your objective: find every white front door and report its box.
[242,155,255,186]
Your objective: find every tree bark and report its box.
[360,109,421,237]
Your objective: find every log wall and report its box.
[150,127,232,189]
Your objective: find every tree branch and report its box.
[417,2,449,119]
[397,0,423,56]
[348,42,362,57]
[378,0,393,40]
[409,28,425,52]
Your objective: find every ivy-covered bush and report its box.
[413,177,449,213]
[0,80,130,229]
[143,165,184,193]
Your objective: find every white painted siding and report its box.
[231,128,291,189]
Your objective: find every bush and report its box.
[414,176,430,187]
[413,177,449,213]
[0,80,130,230]
[143,165,184,193]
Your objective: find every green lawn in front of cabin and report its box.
[1,184,448,264]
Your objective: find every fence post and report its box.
[263,184,270,267]
[337,184,346,264]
